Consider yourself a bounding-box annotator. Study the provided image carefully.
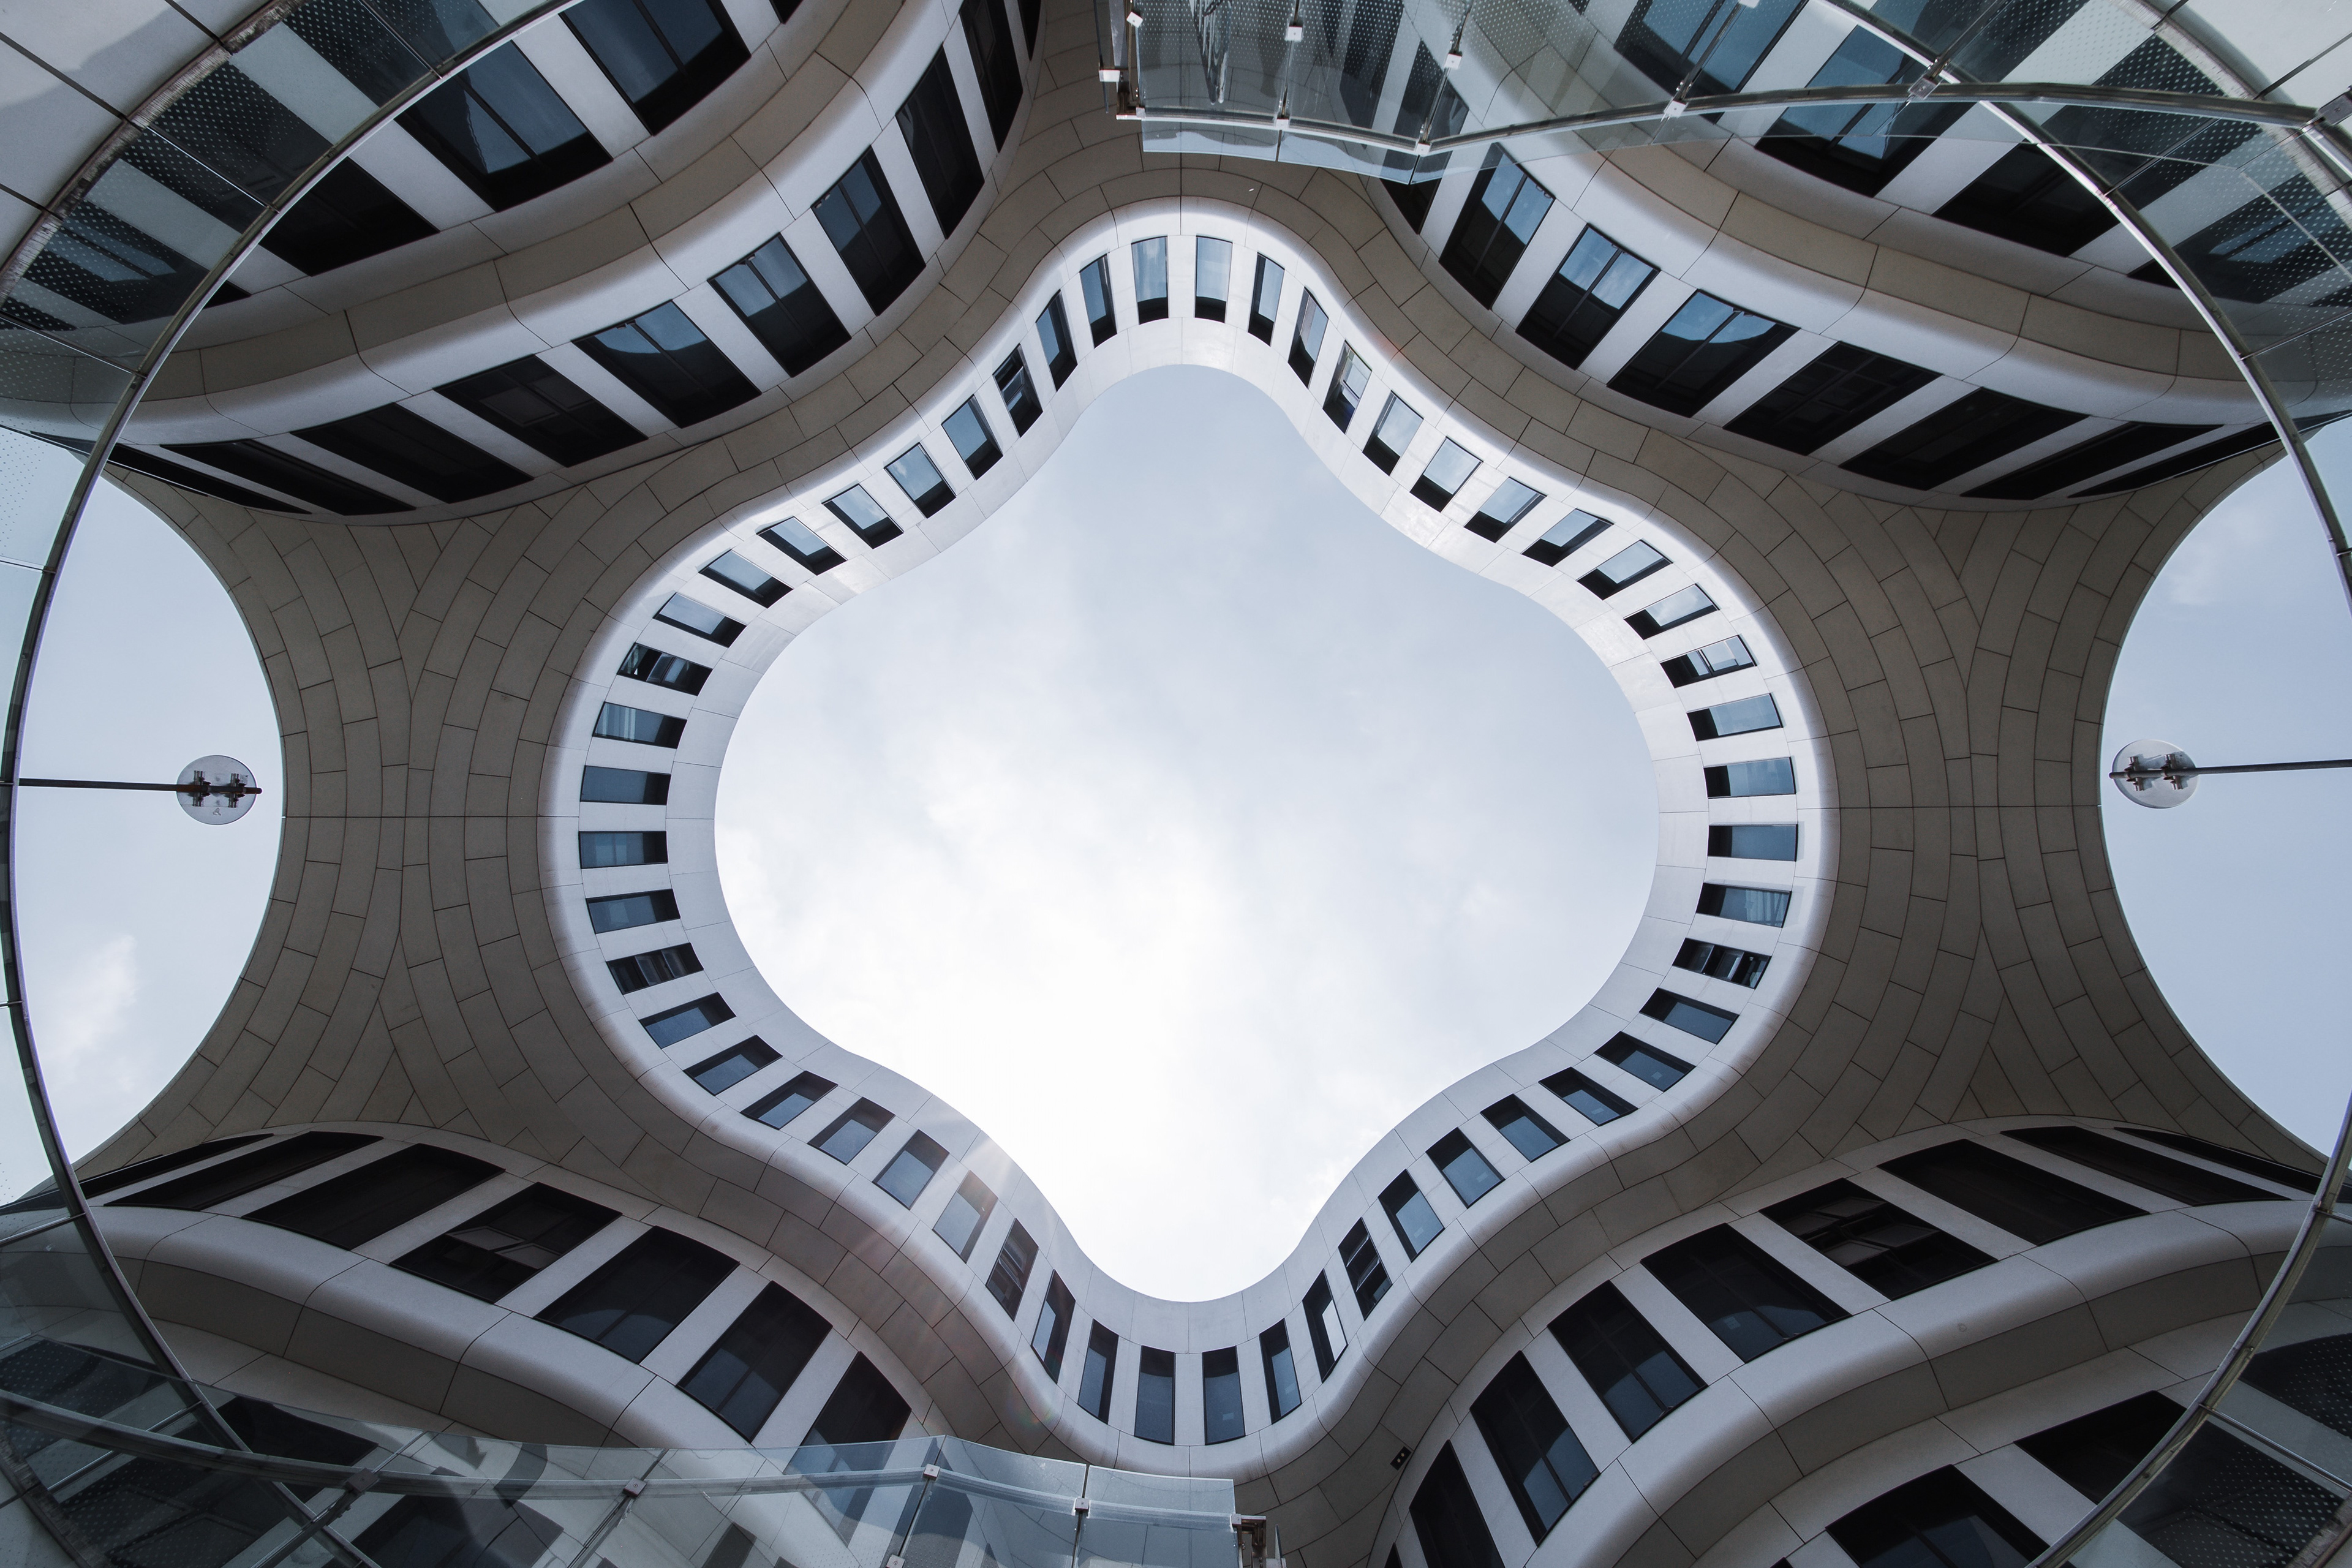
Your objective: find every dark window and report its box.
[356,1498,564,1567]
[654,592,744,645]
[164,440,407,516]
[1132,236,1169,322]
[2117,1129,2323,1194]
[712,236,850,377]
[812,1098,892,1163]
[263,162,437,274]
[1545,1068,1633,1126]
[1385,176,1440,232]
[943,398,1001,477]
[1706,758,1795,797]
[1014,0,1038,52]
[1598,1034,1691,1090]
[579,830,667,867]
[400,45,611,211]
[1136,1346,1175,1442]
[1551,1281,1703,1439]
[1673,939,1770,987]
[804,1354,910,1446]
[1627,584,1716,637]
[1937,145,2116,255]
[745,1069,834,1129]
[1520,226,1657,369]
[962,0,1022,146]
[1413,440,1480,510]
[393,1183,615,1302]
[824,485,903,548]
[608,941,700,992]
[1485,1096,1566,1160]
[1248,255,1284,342]
[993,347,1043,433]
[587,888,678,932]
[886,443,955,516]
[1690,695,1782,739]
[701,549,786,607]
[1664,634,1757,687]
[617,643,709,693]
[1203,1346,1244,1442]
[2077,424,2283,498]
[578,303,758,428]
[1764,1179,1992,1298]
[876,1132,948,1207]
[249,1144,497,1249]
[1193,236,1232,321]
[1526,510,1611,567]
[815,150,924,313]
[1698,883,1789,925]
[1033,1273,1074,1378]
[565,0,747,134]
[538,1227,736,1360]
[1725,344,1937,456]
[1261,1322,1300,1419]
[2004,1126,2274,1207]
[1580,540,1668,597]
[1341,1218,1390,1315]
[1442,149,1553,307]
[1645,1225,1845,1360]
[1381,1172,1443,1257]
[1290,290,1328,382]
[1966,421,2218,500]
[594,703,685,747]
[2018,1393,2183,1500]
[1759,29,1965,197]
[79,1135,269,1199]
[687,1036,779,1094]
[1325,344,1370,429]
[1882,1140,2144,1245]
[933,1173,995,1257]
[758,514,845,574]
[1828,1468,2045,1568]
[1842,388,2083,492]
[1411,1446,1506,1568]
[1304,1273,1348,1376]
[1619,0,1803,95]
[1080,1323,1118,1419]
[440,356,644,468]
[113,1131,376,1211]
[641,993,733,1047]
[1036,293,1077,385]
[1365,394,1422,473]
[1079,255,1117,344]
[1610,292,1795,417]
[96,447,293,514]
[986,1222,1037,1316]
[581,765,670,804]
[1473,1354,1597,1539]
[1430,1129,1502,1207]
[897,50,982,235]
[681,1283,830,1438]
[1642,988,1738,1043]
[1466,478,1543,541]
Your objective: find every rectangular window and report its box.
[1442,149,1554,307]
[1610,292,1795,417]
[712,235,850,378]
[1551,1281,1703,1438]
[1412,440,1479,510]
[1467,478,1543,542]
[1641,988,1737,1043]
[2017,1393,2184,1502]
[993,347,1042,434]
[814,149,924,313]
[641,993,733,1047]
[1936,144,2117,256]
[399,44,611,211]
[885,443,954,516]
[1598,1033,1691,1090]
[897,50,982,235]
[1304,1273,1348,1376]
[812,1098,892,1163]
[1828,1468,2046,1568]
[1673,938,1770,988]
[823,484,903,548]
[594,703,685,747]
[578,303,758,429]
[1725,343,1938,457]
[1136,1346,1175,1442]
[1079,1322,1118,1419]
[1247,255,1283,341]
[1520,226,1657,369]
[1882,1140,2144,1245]
[1131,236,1168,322]
[1544,1068,1634,1126]
[960,0,1021,146]
[986,1221,1037,1316]
[1763,1179,1992,1298]
[1289,290,1327,382]
[803,1354,910,1447]
[1324,344,1370,429]
[1758,29,1964,198]
[1706,758,1796,797]
[680,1282,829,1439]
[579,831,667,867]
[1472,1354,1598,1540]
[296,405,527,505]
[1708,823,1799,861]
[586,889,679,932]
[687,1036,779,1095]
[758,514,844,575]
[615,641,712,690]
[1193,236,1233,321]
[1579,541,1668,599]
[1484,1096,1566,1160]
[1627,584,1715,638]
[1525,510,1611,567]
[1261,1323,1301,1419]
[1033,1273,1074,1378]
[1698,882,1789,925]
[700,550,786,607]
[581,765,670,805]
[1430,1129,1502,1208]
[1967,421,2218,502]
[1365,394,1422,474]
[538,1227,737,1360]
[875,1132,947,1206]
[933,1172,995,1258]
[1664,635,1757,687]
[566,0,745,135]
[1078,254,1116,343]
[745,1069,834,1129]
[1202,1346,1243,1442]
[1036,293,1077,386]
[264,162,437,276]
[1619,0,1803,96]
[2003,1126,2272,1207]
[2119,1128,2324,1194]
[1843,387,2084,492]
[164,440,406,516]
[1412,1446,1507,1568]
[655,592,744,646]
[1690,695,1782,740]
[1645,1224,1845,1360]
[250,1144,499,1250]
[437,355,644,468]
[1380,1172,1443,1257]
[1340,1218,1389,1314]
[943,397,1002,477]
[608,941,701,993]
[393,1182,616,1302]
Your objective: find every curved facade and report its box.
[6,2,2352,1567]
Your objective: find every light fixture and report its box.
[1442,47,1461,69]
[1284,6,1302,41]
[16,754,265,825]
[2108,737,2352,809]
[1098,66,1121,81]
